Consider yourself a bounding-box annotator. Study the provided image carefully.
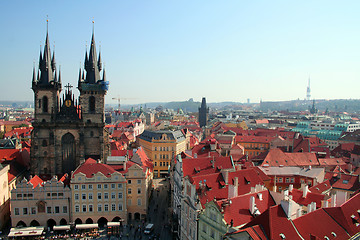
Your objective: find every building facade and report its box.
[30,29,109,176]
[10,176,71,228]
[71,158,127,225]
[138,130,187,178]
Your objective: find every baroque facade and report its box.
[30,28,110,175]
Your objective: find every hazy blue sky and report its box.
[1,1,360,105]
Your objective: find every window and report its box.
[290,178,295,183]
[42,96,48,113]
[47,207,52,214]
[97,193,102,200]
[118,192,123,199]
[82,205,87,212]
[104,193,109,199]
[112,204,116,211]
[128,199,131,206]
[63,206,67,213]
[210,228,215,238]
[111,192,116,199]
[74,185,79,190]
[104,184,108,189]
[98,204,102,212]
[89,96,95,112]
[16,194,22,199]
[104,204,109,212]
[137,179,141,184]
[31,207,36,215]
[97,184,102,189]
[118,203,123,211]
[55,206,60,213]
[128,180,132,184]
[89,204,93,212]
[82,194,86,200]
[88,193,93,200]
[137,198,142,206]
[118,183,123,189]
[111,184,115,189]
[75,194,79,200]
[88,184,93,190]
[285,177,290,183]
[137,188,141,194]
[58,193,63,197]
[278,177,283,183]
[14,208,19,215]
[155,162,157,166]
[202,224,207,233]
[128,188,132,194]
[81,184,86,190]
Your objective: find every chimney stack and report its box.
[331,194,336,207]
[222,170,229,185]
[302,185,309,198]
[289,184,293,192]
[249,196,255,215]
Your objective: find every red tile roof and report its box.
[29,175,44,189]
[309,180,331,194]
[73,158,116,178]
[216,190,275,227]
[331,174,360,191]
[290,188,326,207]
[260,148,319,167]
[182,156,234,177]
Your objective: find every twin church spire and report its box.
[33,21,107,91]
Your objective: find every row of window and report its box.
[154,154,171,160]
[75,203,122,213]
[14,206,67,215]
[16,192,65,199]
[154,147,174,151]
[74,183,123,190]
[275,177,295,183]
[154,161,169,167]
[74,192,124,201]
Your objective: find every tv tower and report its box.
[306,77,311,101]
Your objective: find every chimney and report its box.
[222,170,229,185]
[194,153,198,158]
[322,199,329,208]
[302,185,309,198]
[228,177,239,199]
[331,194,336,207]
[273,185,277,192]
[249,196,255,215]
[280,199,293,218]
[289,184,293,192]
[283,189,289,200]
[311,202,316,211]
[307,203,312,213]
[210,141,216,151]
[296,208,301,218]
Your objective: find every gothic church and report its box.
[30,27,110,175]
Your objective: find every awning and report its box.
[53,225,71,231]
[75,223,99,229]
[8,227,44,237]
[107,222,121,227]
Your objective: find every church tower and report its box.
[32,23,62,123]
[30,24,110,176]
[198,97,209,127]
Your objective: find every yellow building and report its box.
[138,130,187,178]
[235,135,271,158]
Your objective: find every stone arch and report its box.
[134,212,141,220]
[30,220,40,227]
[85,218,93,224]
[75,218,82,224]
[42,96,48,113]
[97,217,108,228]
[89,96,95,112]
[60,218,67,225]
[16,221,26,227]
[61,133,76,174]
[112,216,121,222]
[47,219,56,230]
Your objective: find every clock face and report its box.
[65,100,72,107]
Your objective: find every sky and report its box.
[1,1,360,105]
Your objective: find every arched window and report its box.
[89,96,95,112]
[61,133,76,174]
[42,96,48,113]
[42,140,47,147]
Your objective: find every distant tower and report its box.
[306,77,311,101]
[198,97,209,127]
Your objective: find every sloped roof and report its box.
[290,188,326,207]
[331,174,360,191]
[216,190,275,228]
[73,158,116,178]
[260,148,319,167]
[29,175,44,189]
[309,180,331,194]
[182,156,233,177]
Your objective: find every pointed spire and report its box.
[58,68,61,84]
[54,69,57,82]
[98,51,102,71]
[78,68,82,88]
[84,22,101,84]
[32,66,36,84]
[51,49,56,71]
[102,68,106,82]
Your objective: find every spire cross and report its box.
[64,83,73,91]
